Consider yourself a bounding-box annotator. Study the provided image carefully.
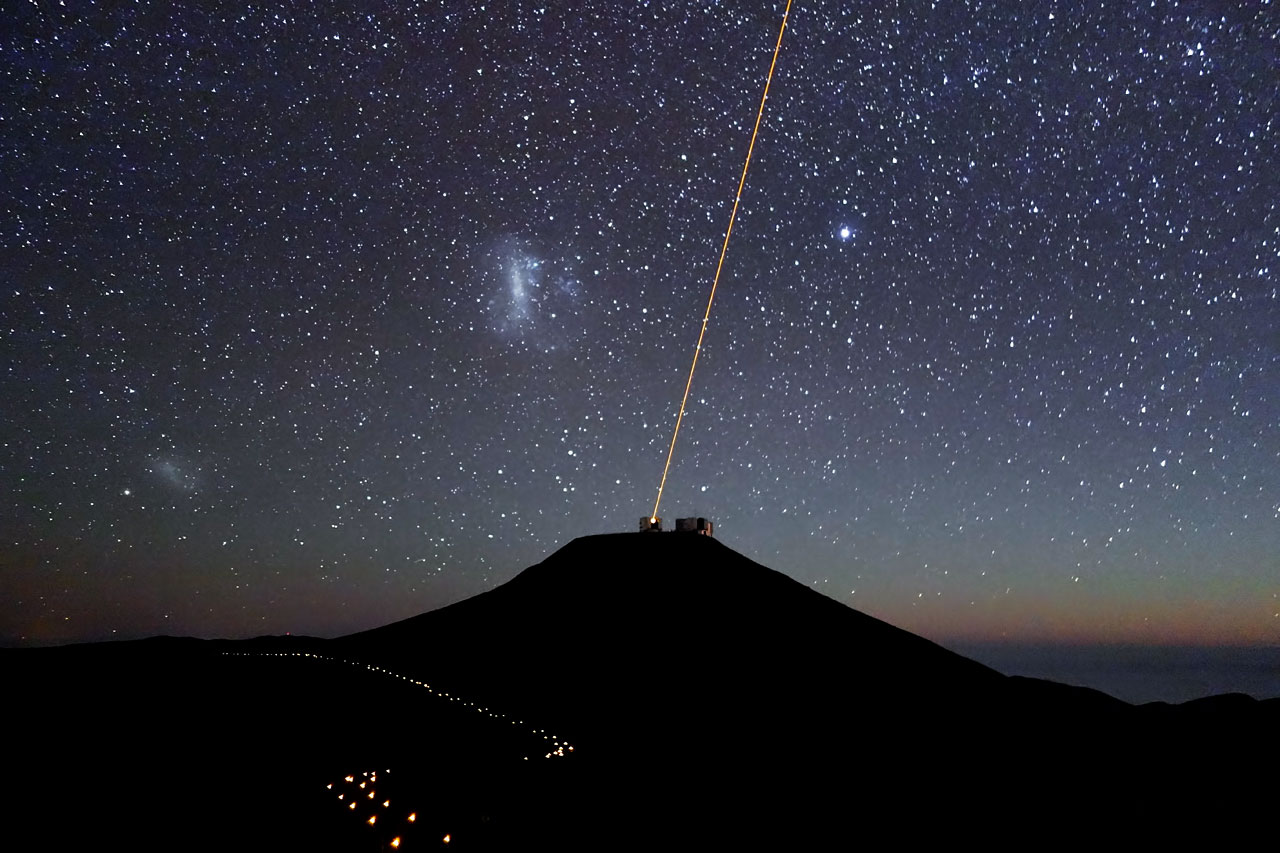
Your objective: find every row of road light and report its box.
[225,651,575,849]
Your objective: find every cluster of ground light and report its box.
[226,651,573,849]
[328,770,427,850]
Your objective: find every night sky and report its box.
[3,2,1276,666]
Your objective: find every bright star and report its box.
[839,226,852,240]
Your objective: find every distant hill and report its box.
[6,533,1275,849]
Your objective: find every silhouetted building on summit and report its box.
[675,517,714,536]
[638,516,714,537]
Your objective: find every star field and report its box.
[2,1,1276,654]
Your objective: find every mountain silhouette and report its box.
[6,533,1275,849]
[337,533,1121,749]
[331,533,1274,846]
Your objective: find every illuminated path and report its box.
[226,652,573,849]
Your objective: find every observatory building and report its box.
[639,516,714,537]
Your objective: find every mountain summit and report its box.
[337,533,1119,749]
[331,533,1271,844]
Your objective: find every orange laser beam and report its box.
[652,0,793,521]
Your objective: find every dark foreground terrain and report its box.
[7,534,1276,849]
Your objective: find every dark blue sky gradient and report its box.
[2,2,1275,672]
